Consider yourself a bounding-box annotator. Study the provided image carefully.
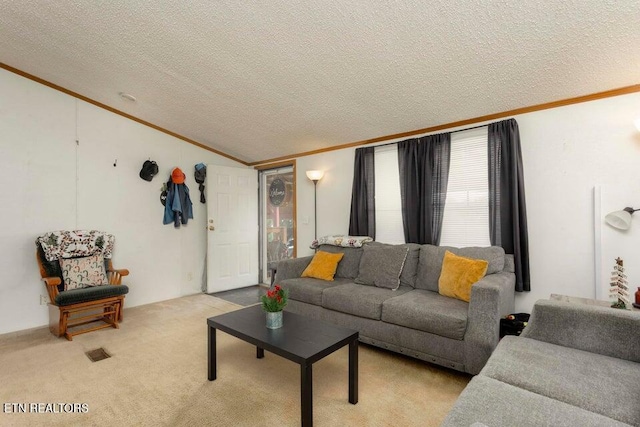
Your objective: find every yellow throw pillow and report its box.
[301,251,345,281]
[438,250,488,302]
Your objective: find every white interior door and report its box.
[206,165,259,293]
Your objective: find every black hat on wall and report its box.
[139,160,159,181]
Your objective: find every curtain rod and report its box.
[373,121,494,149]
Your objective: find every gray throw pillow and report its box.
[318,244,363,279]
[355,245,409,290]
[366,242,421,287]
[399,243,421,287]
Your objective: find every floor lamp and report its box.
[605,207,639,230]
[306,170,324,239]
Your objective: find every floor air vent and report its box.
[86,348,111,362]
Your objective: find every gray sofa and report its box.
[276,242,516,375]
[442,299,640,426]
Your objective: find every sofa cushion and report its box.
[438,250,488,302]
[522,299,640,363]
[55,284,129,306]
[322,283,412,320]
[317,244,363,279]
[416,245,505,292]
[280,277,351,306]
[355,245,408,290]
[442,375,628,427]
[481,336,640,426]
[301,250,344,281]
[381,289,469,340]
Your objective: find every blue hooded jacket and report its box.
[163,181,193,227]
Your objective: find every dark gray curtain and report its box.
[488,118,530,292]
[397,133,451,244]
[349,147,376,239]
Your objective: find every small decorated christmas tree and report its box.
[609,257,630,309]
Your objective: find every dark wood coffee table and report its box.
[207,305,358,427]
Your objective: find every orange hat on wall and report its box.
[171,167,185,184]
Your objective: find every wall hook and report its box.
[113,159,118,167]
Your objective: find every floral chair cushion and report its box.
[59,254,109,291]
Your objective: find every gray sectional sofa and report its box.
[276,242,516,375]
[442,299,640,426]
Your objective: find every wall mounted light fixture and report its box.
[605,207,640,230]
[306,170,324,239]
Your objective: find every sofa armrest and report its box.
[521,299,640,363]
[464,272,516,374]
[274,256,313,282]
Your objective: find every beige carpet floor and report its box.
[0,294,470,426]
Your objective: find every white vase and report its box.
[266,311,283,329]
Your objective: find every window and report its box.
[438,127,490,247]
[374,145,405,244]
[373,127,490,247]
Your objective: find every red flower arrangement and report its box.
[261,285,289,312]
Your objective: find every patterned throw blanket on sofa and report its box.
[36,230,115,261]
[310,235,373,249]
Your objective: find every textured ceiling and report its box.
[1,1,640,164]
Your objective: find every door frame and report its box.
[256,160,297,284]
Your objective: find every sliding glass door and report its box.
[259,164,296,285]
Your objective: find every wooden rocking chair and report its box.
[36,231,130,341]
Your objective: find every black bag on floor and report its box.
[499,313,530,338]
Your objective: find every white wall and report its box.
[296,91,640,313]
[0,68,244,334]
[296,149,357,254]
[516,94,640,312]
[595,185,640,305]
[3,65,638,333]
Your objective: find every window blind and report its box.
[439,127,491,247]
[374,145,405,244]
[371,127,491,247]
